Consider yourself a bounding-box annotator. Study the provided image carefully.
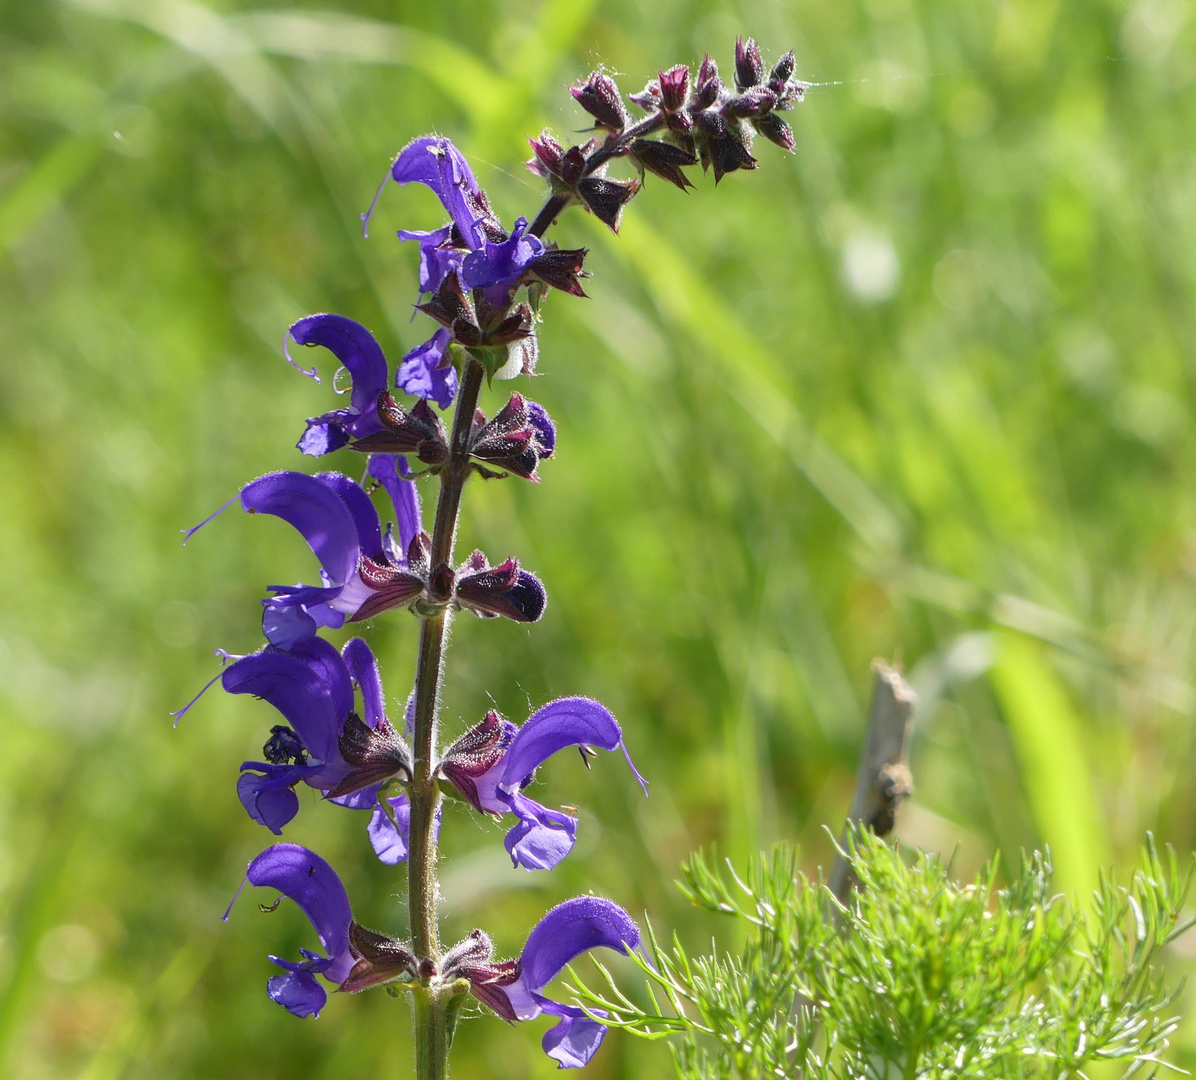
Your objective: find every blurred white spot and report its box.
[109,105,159,158]
[1122,0,1190,59]
[932,249,986,311]
[842,232,900,302]
[1113,384,1184,447]
[38,924,99,984]
[155,600,202,648]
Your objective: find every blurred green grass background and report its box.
[2,0,1196,1075]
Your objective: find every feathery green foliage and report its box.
[577,833,1195,1079]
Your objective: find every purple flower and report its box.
[362,136,550,406]
[453,897,642,1068]
[223,844,355,1018]
[397,327,457,410]
[220,636,414,836]
[223,638,351,833]
[185,467,423,647]
[285,315,390,458]
[371,136,545,293]
[441,698,647,871]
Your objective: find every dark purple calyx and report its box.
[441,929,522,1022]
[417,271,480,342]
[735,37,766,90]
[527,132,590,188]
[455,551,547,623]
[630,139,696,191]
[522,246,589,298]
[339,922,418,994]
[328,713,413,799]
[439,710,514,812]
[468,393,556,481]
[576,176,640,233]
[352,554,425,622]
[350,394,449,464]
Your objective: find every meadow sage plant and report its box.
[181,39,804,1078]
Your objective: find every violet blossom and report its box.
[440,697,647,871]
[224,843,356,1018]
[185,464,420,647]
[285,314,390,457]
[361,135,564,405]
[454,897,642,1068]
[219,634,436,864]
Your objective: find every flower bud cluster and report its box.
[527,36,804,229]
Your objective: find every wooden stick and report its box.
[827,659,916,904]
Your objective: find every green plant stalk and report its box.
[408,359,485,1080]
[414,990,452,1080]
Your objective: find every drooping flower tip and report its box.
[455,554,547,623]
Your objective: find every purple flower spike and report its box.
[287,315,389,458]
[461,897,641,1068]
[397,329,458,409]
[441,697,647,871]
[225,844,355,1019]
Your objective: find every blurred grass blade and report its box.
[990,630,1108,895]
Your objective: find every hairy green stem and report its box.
[408,359,485,1079]
[414,992,451,1080]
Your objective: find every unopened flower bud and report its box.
[559,145,587,186]
[727,86,778,119]
[527,131,564,178]
[754,112,796,152]
[770,49,796,85]
[570,71,630,132]
[629,79,662,111]
[696,55,722,107]
[658,64,691,111]
[734,37,766,89]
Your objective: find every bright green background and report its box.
[3,0,1196,1075]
